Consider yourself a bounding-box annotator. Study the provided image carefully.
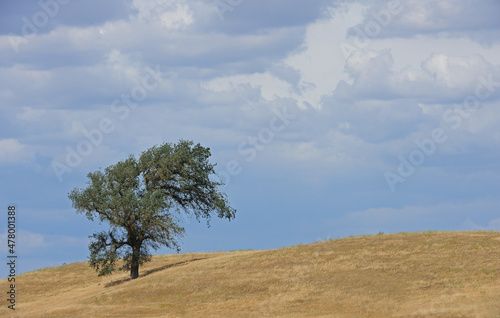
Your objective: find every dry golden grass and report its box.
[2,231,500,317]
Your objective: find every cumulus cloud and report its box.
[0,6,309,113]
[335,49,500,103]
[1,1,498,182]
[336,49,394,100]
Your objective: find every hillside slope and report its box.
[2,231,500,317]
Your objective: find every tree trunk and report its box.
[130,244,140,279]
[130,263,139,279]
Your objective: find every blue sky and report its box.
[1,0,500,275]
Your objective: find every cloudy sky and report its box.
[1,0,500,275]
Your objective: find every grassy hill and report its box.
[2,231,500,317]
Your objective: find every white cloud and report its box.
[282,5,356,108]
[202,72,295,103]
[0,1,496,185]
[458,217,486,231]
[488,218,500,230]
[420,53,497,91]
[0,230,45,253]
[335,49,500,102]
[131,0,194,30]
[0,139,35,165]
[329,200,500,234]
[351,0,500,43]
[16,106,47,122]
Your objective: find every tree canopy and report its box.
[68,140,236,279]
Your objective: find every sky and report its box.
[1,0,499,275]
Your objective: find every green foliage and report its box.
[68,140,236,278]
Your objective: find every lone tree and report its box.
[68,140,236,279]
